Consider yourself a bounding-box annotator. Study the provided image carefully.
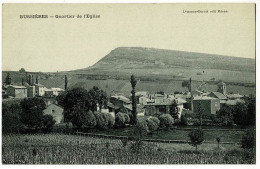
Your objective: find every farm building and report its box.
[43,104,64,124]
[6,85,27,98]
[193,96,220,115]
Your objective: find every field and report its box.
[2,134,255,164]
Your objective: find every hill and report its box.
[2,47,256,96]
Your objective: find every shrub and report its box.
[121,139,128,147]
[135,118,149,136]
[188,129,204,152]
[115,112,126,128]
[146,116,160,134]
[105,113,115,128]
[159,114,174,130]
[41,115,56,133]
[94,112,109,130]
[83,110,97,129]
[241,129,255,149]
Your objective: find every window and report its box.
[158,107,166,113]
[52,109,55,114]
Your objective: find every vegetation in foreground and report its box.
[2,134,255,164]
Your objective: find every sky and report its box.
[2,3,255,72]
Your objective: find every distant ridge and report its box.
[88,47,255,72]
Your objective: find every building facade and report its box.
[6,85,27,98]
[43,104,64,124]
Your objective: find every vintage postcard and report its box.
[2,3,256,164]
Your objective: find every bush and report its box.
[115,112,127,128]
[83,110,97,129]
[135,119,149,136]
[105,113,115,128]
[241,129,255,149]
[41,115,56,133]
[188,129,204,152]
[159,114,174,130]
[146,116,160,134]
[94,112,109,130]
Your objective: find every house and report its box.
[144,98,172,116]
[27,86,36,97]
[135,91,148,104]
[6,85,27,98]
[52,88,64,96]
[110,95,131,108]
[193,96,220,115]
[43,104,64,124]
[45,88,54,97]
[208,92,228,107]
[34,83,45,96]
[226,94,244,100]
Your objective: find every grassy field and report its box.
[84,127,246,143]
[2,134,255,164]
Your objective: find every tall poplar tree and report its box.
[130,75,137,125]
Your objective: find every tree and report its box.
[170,99,179,121]
[36,75,38,84]
[182,80,189,91]
[22,78,24,85]
[216,137,221,149]
[65,75,68,91]
[188,129,204,152]
[247,97,256,126]
[19,68,26,73]
[241,129,255,149]
[146,116,160,134]
[28,74,32,86]
[5,72,12,85]
[19,97,46,131]
[94,112,114,130]
[197,102,204,129]
[130,75,137,125]
[56,88,89,124]
[41,115,56,133]
[159,114,174,130]
[32,75,34,84]
[2,103,23,134]
[87,86,107,112]
[68,106,89,129]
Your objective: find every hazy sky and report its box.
[2,3,255,72]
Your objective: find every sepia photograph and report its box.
[1,2,256,165]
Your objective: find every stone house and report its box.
[6,85,27,98]
[43,104,64,124]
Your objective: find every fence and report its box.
[74,131,239,145]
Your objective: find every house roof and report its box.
[135,91,148,97]
[210,92,227,100]
[226,99,245,105]
[45,103,64,109]
[8,85,27,89]
[52,88,64,91]
[175,98,187,105]
[193,96,217,101]
[34,83,45,87]
[111,95,131,104]
[145,98,172,106]
[227,94,243,99]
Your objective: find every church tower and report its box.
[217,81,227,95]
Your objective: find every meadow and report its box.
[2,134,255,164]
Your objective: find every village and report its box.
[2,73,246,126]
